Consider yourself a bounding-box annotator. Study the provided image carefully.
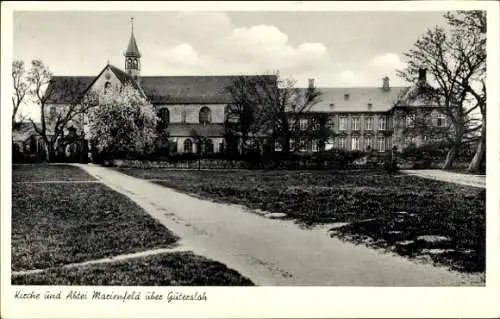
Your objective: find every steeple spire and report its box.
[124,17,141,80]
[125,18,141,58]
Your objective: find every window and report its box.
[404,135,415,147]
[378,116,386,130]
[436,113,446,127]
[325,138,334,151]
[204,139,214,154]
[311,118,320,130]
[365,136,373,151]
[183,139,193,153]
[299,118,308,131]
[199,106,211,125]
[365,116,373,130]
[181,110,187,123]
[298,137,306,152]
[219,142,224,153]
[48,106,57,121]
[352,117,360,130]
[275,141,283,152]
[377,137,385,152]
[339,137,346,150]
[312,140,319,152]
[406,113,415,128]
[339,116,347,131]
[158,108,169,125]
[104,81,112,95]
[351,136,360,151]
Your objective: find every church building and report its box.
[44,21,446,158]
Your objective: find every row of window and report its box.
[332,135,390,152]
[402,113,446,128]
[276,136,390,153]
[157,107,447,129]
[158,107,212,125]
[181,138,224,154]
[338,116,387,131]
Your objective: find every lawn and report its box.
[116,168,486,273]
[12,182,178,271]
[12,252,253,286]
[12,165,178,271]
[13,164,97,182]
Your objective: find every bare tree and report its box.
[225,76,271,155]
[445,10,486,172]
[12,60,29,124]
[397,13,485,170]
[225,72,325,156]
[27,59,97,162]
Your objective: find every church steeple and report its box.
[124,17,141,80]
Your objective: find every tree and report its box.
[12,60,29,124]
[87,84,157,159]
[445,10,486,172]
[225,76,270,155]
[397,11,486,170]
[225,72,326,156]
[27,59,97,162]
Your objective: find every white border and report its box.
[2,2,499,318]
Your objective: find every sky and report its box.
[13,10,449,119]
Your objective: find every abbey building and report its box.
[43,22,446,156]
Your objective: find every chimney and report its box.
[418,68,427,83]
[308,78,315,88]
[382,76,390,92]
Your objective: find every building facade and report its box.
[44,23,445,157]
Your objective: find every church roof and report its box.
[45,76,96,104]
[140,75,277,105]
[46,64,144,104]
[125,32,141,58]
[303,87,408,113]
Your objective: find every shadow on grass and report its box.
[12,252,254,286]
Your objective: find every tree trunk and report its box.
[468,123,486,173]
[45,143,56,162]
[442,146,457,170]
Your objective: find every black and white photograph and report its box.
[1,1,499,318]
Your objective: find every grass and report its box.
[12,252,254,286]
[116,168,486,273]
[12,167,179,271]
[13,164,97,182]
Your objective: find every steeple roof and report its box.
[125,18,141,58]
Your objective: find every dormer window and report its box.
[329,103,335,108]
[367,102,373,108]
[344,93,350,100]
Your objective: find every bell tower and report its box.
[124,17,141,81]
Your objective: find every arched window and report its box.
[104,81,112,95]
[184,139,193,153]
[204,139,214,154]
[158,108,169,126]
[199,106,211,125]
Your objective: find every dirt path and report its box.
[75,164,483,286]
[401,169,486,188]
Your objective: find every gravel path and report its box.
[76,164,484,286]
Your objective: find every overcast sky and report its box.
[14,11,449,88]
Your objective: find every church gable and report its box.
[46,64,145,105]
[87,65,124,96]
